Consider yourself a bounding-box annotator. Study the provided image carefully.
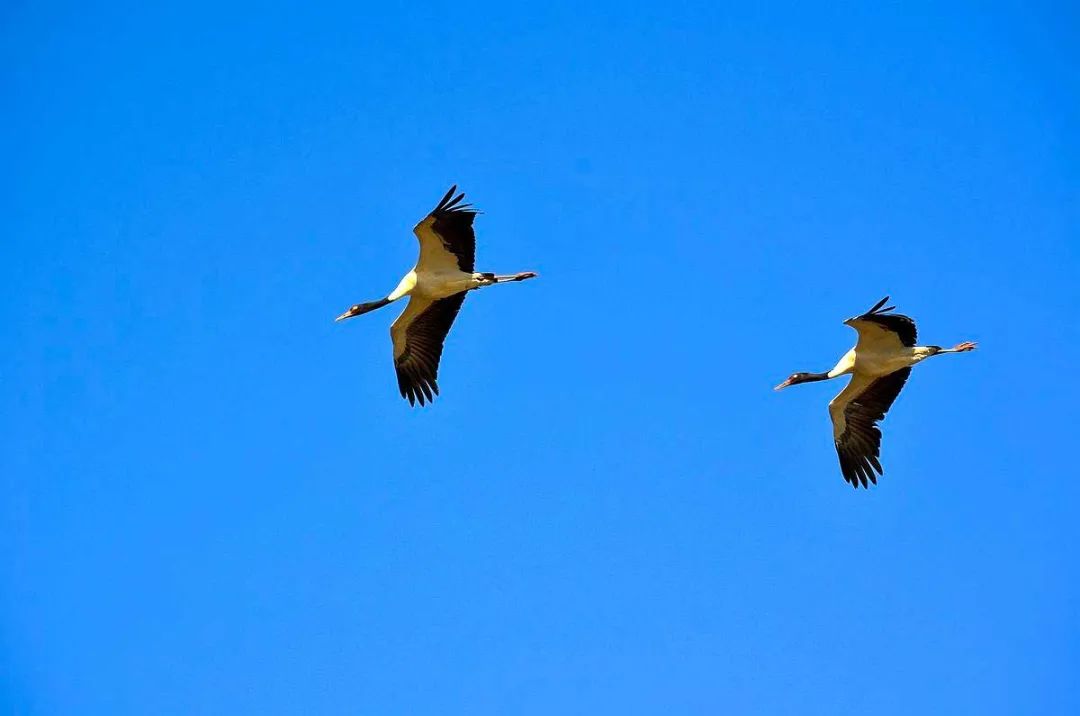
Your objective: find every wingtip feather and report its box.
[434,185,458,212]
[868,295,890,313]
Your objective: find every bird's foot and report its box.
[952,341,977,352]
[513,272,537,281]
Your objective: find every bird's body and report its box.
[776,297,976,488]
[825,345,938,383]
[337,186,537,406]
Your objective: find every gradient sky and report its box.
[3,2,1078,714]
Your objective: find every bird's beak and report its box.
[774,378,794,391]
[336,307,360,322]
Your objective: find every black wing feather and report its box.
[835,368,912,488]
[428,184,478,273]
[394,294,467,406]
[854,295,918,347]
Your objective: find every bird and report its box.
[774,296,976,488]
[336,186,537,406]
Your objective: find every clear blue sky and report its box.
[3,2,1078,714]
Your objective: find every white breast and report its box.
[827,348,856,378]
[387,270,418,301]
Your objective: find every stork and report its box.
[336,186,536,405]
[774,297,976,488]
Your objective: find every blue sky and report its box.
[2,2,1078,713]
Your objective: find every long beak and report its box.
[774,378,794,391]
[336,307,361,322]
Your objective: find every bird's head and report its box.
[335,298,390,322]
[774,372,825,391]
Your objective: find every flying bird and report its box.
[774,297,976,488]
[336,186,536,406]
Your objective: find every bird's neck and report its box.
[799,372,832,384]
[365,297,392,311]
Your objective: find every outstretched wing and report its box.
[828,368,912,488]
[847,295,918,350]
[390,293,467,406]
[412,185,478,273]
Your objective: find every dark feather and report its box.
[866,296,891,314]
[835,368,912,488]
[427,185,478,272]
[394,294,466,406]
[854,297,917,346]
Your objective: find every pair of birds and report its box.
[337,186,976,488]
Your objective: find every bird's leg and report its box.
[492,272,537,283]
[472,272,537,288]
[940,341,977,353]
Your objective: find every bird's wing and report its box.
[828,367,912,487]
[390,292,467,406]
[847,296,918,350]
[850,315,918,350]
[412,185,477,273]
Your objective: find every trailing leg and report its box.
[492,272,537,283]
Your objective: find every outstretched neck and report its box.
[364,297,392,311]
[776,371,833,391]
[335,297,392,322]
[798,372,831,384]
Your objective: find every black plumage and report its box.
[427,185,478,272]
[835,367,912,488]
[852,295,918,347]
[394,293,467,406]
